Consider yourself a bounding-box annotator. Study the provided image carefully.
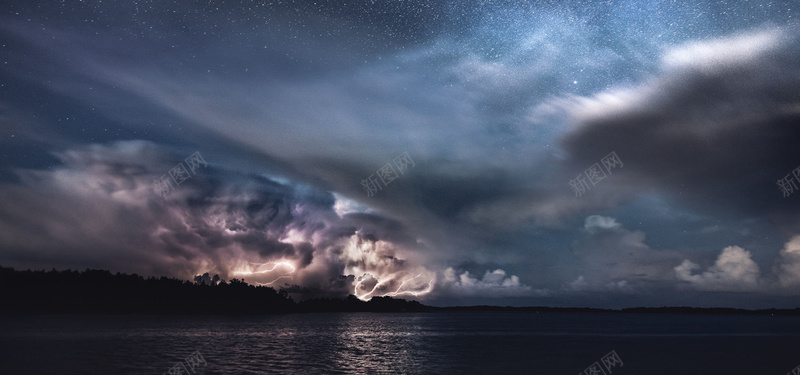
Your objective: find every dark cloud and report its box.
[559,27,800,222]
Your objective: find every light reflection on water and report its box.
[1,312,800,374]
[0,313,433,375]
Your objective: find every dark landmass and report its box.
[3,267,800,315]
[438,305,800,316]
[0,266,429,314]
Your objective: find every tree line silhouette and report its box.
[4,266,798,315]
[0,266,430,314]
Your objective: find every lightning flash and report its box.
[233,261,296,285]
[354,273,434,301]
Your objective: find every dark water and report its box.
[1,311,799,374]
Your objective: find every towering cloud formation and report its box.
[675,246,762,292]
[0,141,448,300]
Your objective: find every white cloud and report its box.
[662,29,783,72]
[675,246,761,291]
[439,267,545,297]
[584,215,623,233]
[332,193,373,217]
[773,235,800,287]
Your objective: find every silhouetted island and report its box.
[3,266,799,315]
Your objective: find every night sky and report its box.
[2,0,800,308]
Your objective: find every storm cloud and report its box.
[2,0,800,307]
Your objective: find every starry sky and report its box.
[2,0,800,308]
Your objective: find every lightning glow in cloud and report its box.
[380,273,435,298]
[233,261,296,285]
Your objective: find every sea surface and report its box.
[1,311,799,374]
